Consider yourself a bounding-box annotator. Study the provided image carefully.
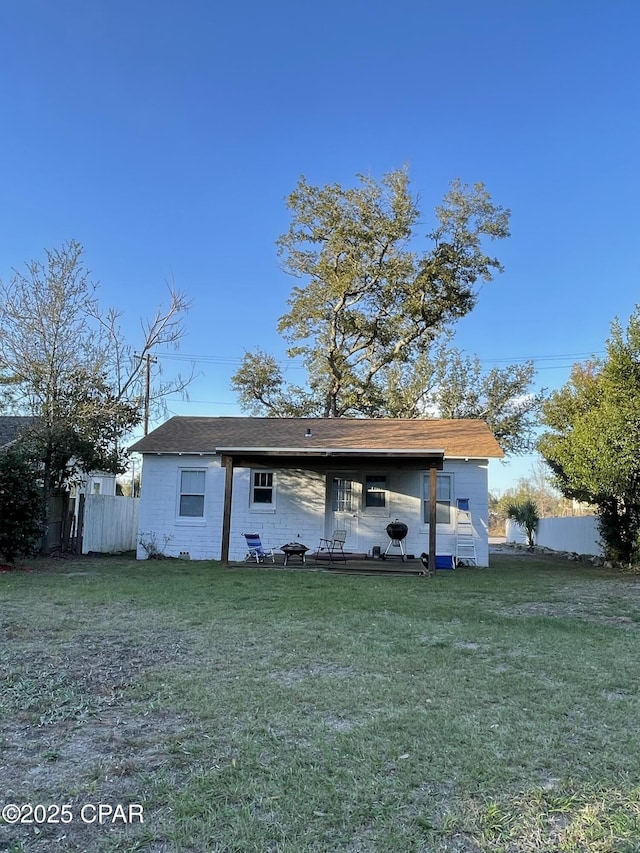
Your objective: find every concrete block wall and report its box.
[136,455,225,560]
[230,468,327,561]
[381,461,489,565]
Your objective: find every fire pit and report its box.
[381,520,408,562]
[280,542,309,566]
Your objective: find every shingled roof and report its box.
[130,416,504,459]
[0,416,37,450]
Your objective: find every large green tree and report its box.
[233,168,541,452]
[235,170,510,417]
[419,346,543,455]
[0,240,192,548]
[538,308,640,562]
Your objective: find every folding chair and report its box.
[315,529,347,563]
[243,533,275,563]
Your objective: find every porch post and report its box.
[221,455,234,564]
[429,465,437,575]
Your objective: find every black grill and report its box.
[386,521,408,541]
[381,520,408,561]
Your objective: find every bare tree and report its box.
[89,278,194,432]
[0,240,193,548]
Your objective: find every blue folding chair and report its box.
[243,533,275,563]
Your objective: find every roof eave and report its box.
[447,453,505,461]
[215,446,446,457]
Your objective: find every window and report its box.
[423,472,453,525]
[179,469,205,517]
[332,477,353,512]
[364,475,387,508]
[252,471,274,505]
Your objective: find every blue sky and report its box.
[1,0,638,493]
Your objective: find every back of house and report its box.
[129,416,504,566]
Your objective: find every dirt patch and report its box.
[500,600,639,628]
[0,629,197,852]
[491,571,640,628]
[321,715,355,733]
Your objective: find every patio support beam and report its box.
[221,454,234,564]
[429,465,437,575]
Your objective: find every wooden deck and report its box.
[233,552,432,577]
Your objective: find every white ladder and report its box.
[455,498,477,566]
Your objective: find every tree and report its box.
[418,347,544,455]
[0,447,43,563]
[538,308,640,563]
[233,169,512,418]
[0,240,192,548]
[506,499,540,548]
[231,349,320,417]
[90,272,194,433]
[495,460,585,520]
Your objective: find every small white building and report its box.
[130,417,504,566]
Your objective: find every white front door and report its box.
[327,475,359,550]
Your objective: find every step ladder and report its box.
[455,498,477,566]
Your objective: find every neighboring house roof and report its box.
[129,416,504,459]
[0,415,37,450]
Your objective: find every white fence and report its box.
[81,494,140,554]
[506,515,603,556]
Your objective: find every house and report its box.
[129,416,504,567]
[0,415,37,450]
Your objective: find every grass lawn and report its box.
[1,552,640,852]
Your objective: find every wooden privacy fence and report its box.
[38,494,71,553]
[80,494,140,554]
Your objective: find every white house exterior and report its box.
[130,417,504,566]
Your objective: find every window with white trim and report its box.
[179,469,206,518]
[422,472,453,525]
[251,470,274,506]
[332,477,353,512]
[364,474,387,509]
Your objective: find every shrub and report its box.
[0,447,43,563]
[597,496,640,565]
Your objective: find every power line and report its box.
[154,351,303,369]
[155,349,605,370]
[477,351,605,365]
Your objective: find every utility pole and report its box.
[144,353,157,435]
[135,352,158,435]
